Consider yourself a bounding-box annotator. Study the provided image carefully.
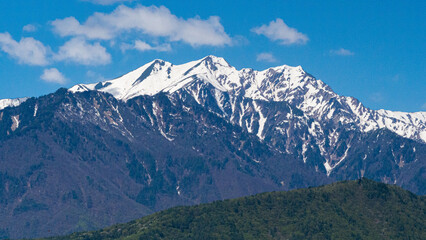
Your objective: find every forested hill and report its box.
[43,178,425,240]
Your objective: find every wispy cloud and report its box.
[81,0,134,5]
[121,40,171,52]
[0,32,50,66]
[421,103,426,111]
[391,74,402,83]
[41,68,67,84]
[54,37,111,65]
[51,17,112,40]
[252,18,308,45]
[51,5,232,47]
[256,52,277,62]
[86,70,106,83]
[330,48,354,56]
[23,24,38,32]
[370,92,384,103]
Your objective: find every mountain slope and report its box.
[0,89,329,239]
[44,179,426,240]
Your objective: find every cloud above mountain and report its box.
[330,48,354,56]
[256,52,277,62]
[0,32,50,66]
[0,32,110,67]
[121,40,172,52]
[41,68,67,84]
[252,18,308,45]
[51,5,232,47]
[0,3,231,76]
[54,37,111,65]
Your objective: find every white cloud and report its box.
[252,18,308,45]
[41,68,67,84]
[330,48,354,56]
[0,32,50,66]
[23,24,38,32]
[121,40,171,52]
[51,17,114,40]
[55,37,111,65]
[256,52,277,62]
[51,5,231,46]
[81,0,134,5]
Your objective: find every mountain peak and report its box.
[201,55,231,67]
[70,56,238,99]
[70,56,311,101]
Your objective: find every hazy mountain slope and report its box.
[0,89,328,239]
[45,179,426,240]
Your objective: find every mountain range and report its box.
[0,56,424,239]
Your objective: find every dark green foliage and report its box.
[0,172,28,204]
[126,159,148,184]
[44,179,425,240]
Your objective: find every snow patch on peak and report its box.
[11,115,20,131]
[0,98,29,111]
[203,55,230,67]
[420,131,426,143]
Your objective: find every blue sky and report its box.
[0,0,424,112]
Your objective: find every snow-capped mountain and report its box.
[68,56,426,177]
[70,56,426,144]
[1,56,424,238]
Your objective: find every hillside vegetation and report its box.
[44,178,425,240]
